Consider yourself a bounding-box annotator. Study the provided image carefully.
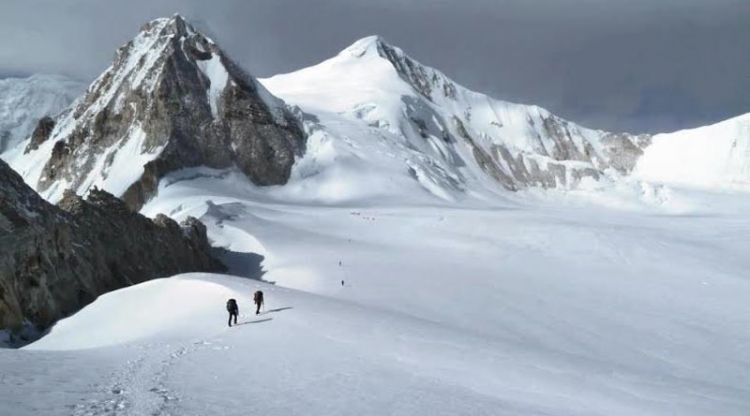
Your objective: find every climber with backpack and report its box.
[253,290,264,315]
[226,298,239,327]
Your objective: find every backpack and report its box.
[226,299,237,312]
[253,291,264,304]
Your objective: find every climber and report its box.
[253,290,264,315]
[226,298,239,327]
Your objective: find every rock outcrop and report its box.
[15,15,305,210]
[0,159,223,343]
[25,116,55,153]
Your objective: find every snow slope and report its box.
[634,113,750,189]
[0,74,83,154]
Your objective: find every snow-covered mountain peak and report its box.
[333,35,459,104]
[339,35,385,58]
[263,37,650,199]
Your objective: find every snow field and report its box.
[4,168,750,415]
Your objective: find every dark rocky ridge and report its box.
[0,159,223,343]
[29,15,305,210]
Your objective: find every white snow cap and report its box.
[340,35,388,58]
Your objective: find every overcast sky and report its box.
[1,0,748,133]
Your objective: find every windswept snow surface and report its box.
[2,168,750,415]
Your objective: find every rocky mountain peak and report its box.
[151,13,190,34]
[14,16,306,211]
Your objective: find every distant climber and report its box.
[253,290,264,315]
[226,298,239,327]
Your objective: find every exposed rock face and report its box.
[25,116,55,153]
[0,159,223,340]
[18,15,305,210]
[601,132,652,173]
[482,115,650,189]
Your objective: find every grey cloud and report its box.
[0,0,748,133]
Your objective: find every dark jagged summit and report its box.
[27,15,306,210]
